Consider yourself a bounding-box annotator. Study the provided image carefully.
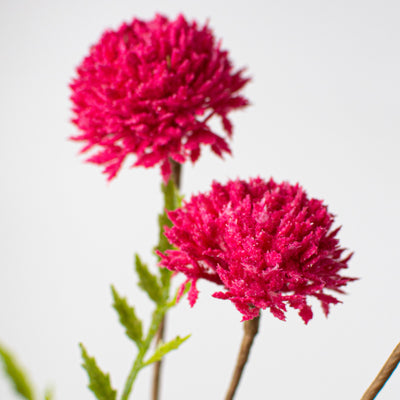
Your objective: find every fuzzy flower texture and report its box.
[70,14,249,182]
[159,178,355,323]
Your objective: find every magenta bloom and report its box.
[158,178,355,323]
[70,14,249,182]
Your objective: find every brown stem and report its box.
[225,316,260,400]
[170,159,181,188]
[361,342,400,400]
[151,159,181,400]
[151,317,165,400]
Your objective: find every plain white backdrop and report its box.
[0,0,399,399]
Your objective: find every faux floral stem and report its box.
[121,307,166,400]
[151,317,165,400]
[224,316,260,400]
[170,160,182,188]
[151,160,182,400]
[361,342,400,400]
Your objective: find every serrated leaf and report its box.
[143,335,190,366]
[79,343,117,400]
[0,344,35,400]
[134,254,163,304]
[111,286,143,346]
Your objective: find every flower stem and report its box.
[224,316,260,400]
[151,317,165,400]
[170,160,181,188]
[151,160,181,400]
[121,307,166,400]
[361,342,400,400]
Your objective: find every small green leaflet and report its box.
[44,387,54,400]
[168,281,192,307]
[111,286,143,346]
[0,344,35,400]
[79,343,117,400]
[134,254,163,304]
[143,335,190,366]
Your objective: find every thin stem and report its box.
[224,316,260,400]
[170,159,181,187]
[361,342,400,400]
[151,159,182,400]
[121,307,165,400]
[151,317,165,400]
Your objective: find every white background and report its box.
[0,0,399,399]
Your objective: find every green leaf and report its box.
[79,343,117,400]
[143,335,190,366]
[44,387,53,400]
[111,286,143,346]
[168,281,192,307]
[0,343,35,400]
[134,254,163,304]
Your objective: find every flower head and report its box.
[70,14,250,182]
[158,178,355,323]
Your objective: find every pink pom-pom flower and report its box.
[70,14,250,182]
[158,178,355,323]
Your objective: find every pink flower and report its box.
[70,14,250,182]
[158,178,355,323]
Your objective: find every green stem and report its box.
[121,306,166,400]
[122,160,181,400]
[151,160,181,400]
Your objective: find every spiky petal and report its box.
[158,178,355,323]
